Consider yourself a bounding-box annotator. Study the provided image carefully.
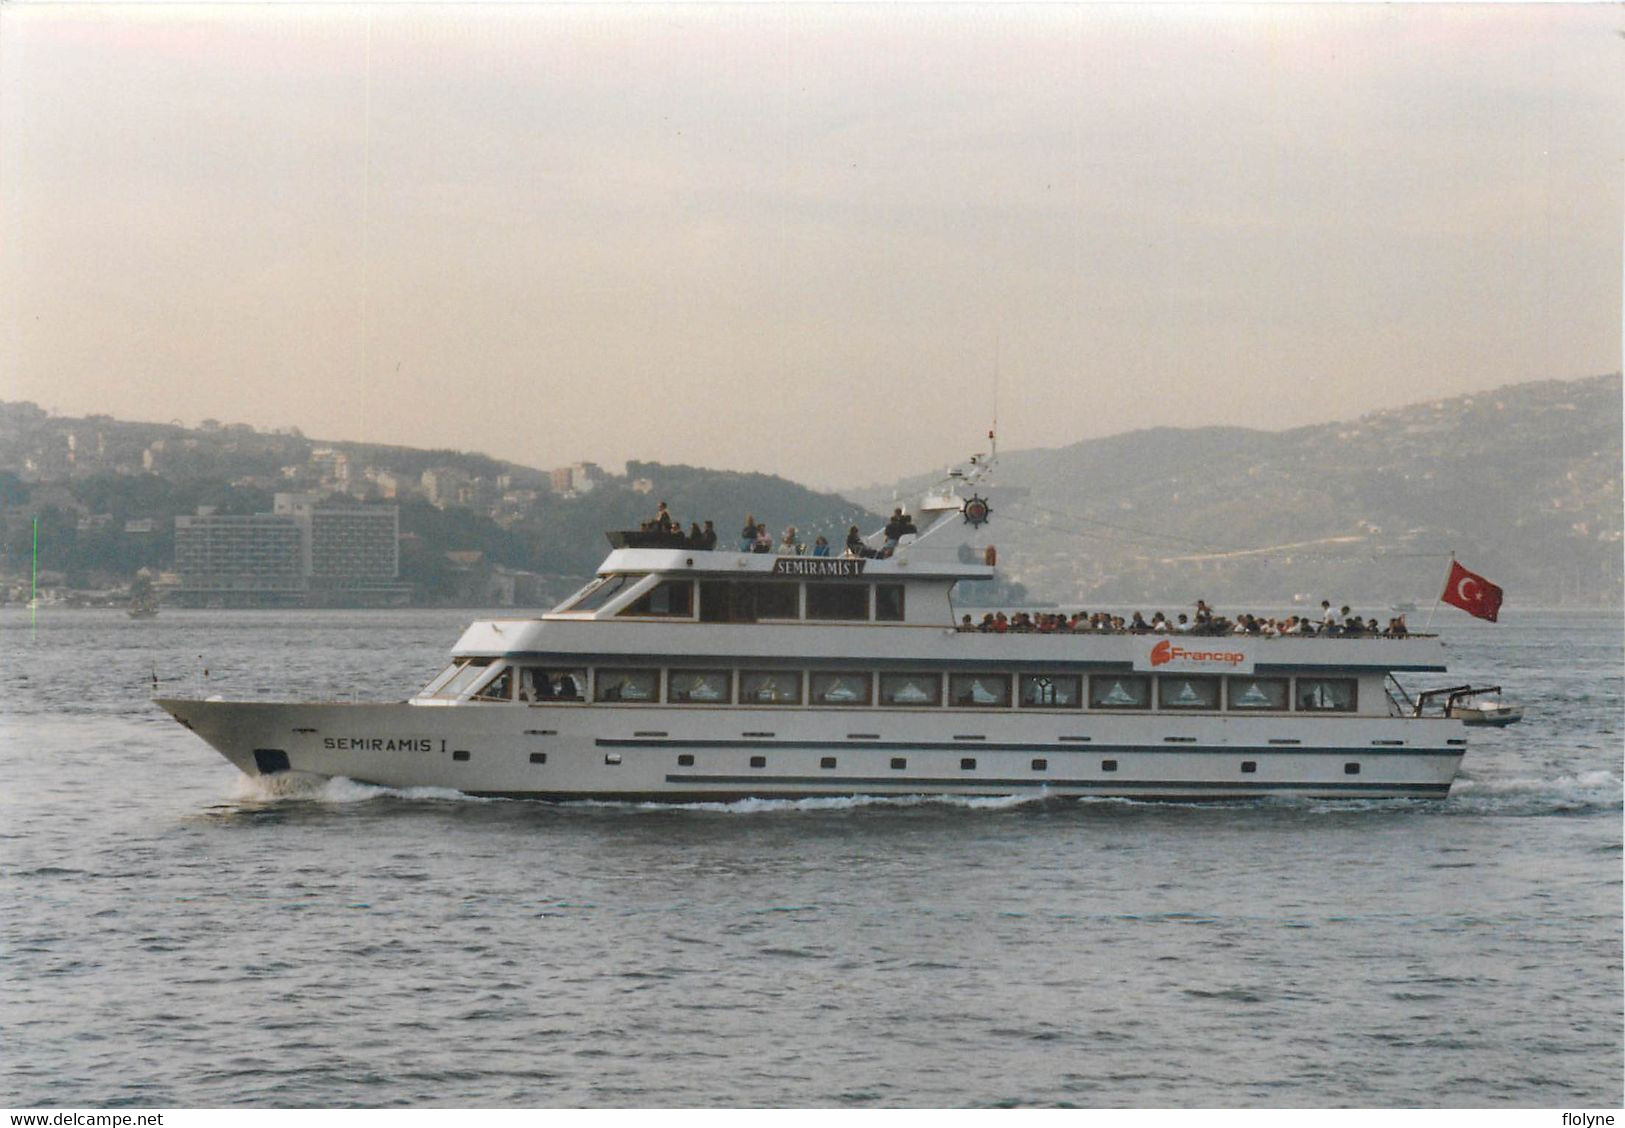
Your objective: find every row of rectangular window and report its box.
[565,575,906,623]
[463,663,1358,713]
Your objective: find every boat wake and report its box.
[229,772,489,805]
[1446,769,1621,816]
[223,771,1621,818]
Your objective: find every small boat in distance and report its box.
[128,574,159,619]
[158,443,1513,803]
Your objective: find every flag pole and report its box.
[1423,550,1453,632]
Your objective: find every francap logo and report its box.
[1150,639,1246,667]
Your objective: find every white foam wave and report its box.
[582,791,1045,815]
[1449,769,1621,812]
[230,772,487,805]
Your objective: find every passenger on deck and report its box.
[1150,611,1170,633]
[1174,613,1192,632]
[958,614,976,632]
[811,535,831,557]
[753,524,773,553]
[1129,612,1150,634]
[654,501,675,533]
[739,515,757,552]
[687,522,705,548]
[882,509,907,556]
[701,521,718,551]
[777,526,802,554]
[1385,615,1409,638]
[845,525,872,558]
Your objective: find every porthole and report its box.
[890,757,907,770]
[1240,761,1256,774]
[1344,762,1361,775]
[820,756,837,769]
[604,753,622,765]
[452,750,471,762]
[677,754,694,767]
[1031,758,1048,771]
[960,757,977,770]
[749,755,767,769]
[529,752,547,764]
[1101,759,1118,772]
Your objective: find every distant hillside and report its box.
[856,374,1622,608]
[0,404,877,603]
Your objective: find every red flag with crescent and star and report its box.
[1441,560,1503,622]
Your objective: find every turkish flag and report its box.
[1441,561,1504,622]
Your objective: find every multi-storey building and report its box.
[174,499,405,607]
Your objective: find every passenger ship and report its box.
[159,447,1494,802]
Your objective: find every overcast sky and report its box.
[2,3,1619,489]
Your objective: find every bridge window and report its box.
[806,583,869,621]
[518,667,585,702]
[739,671,803,705]
[472,667,513,701]
[594,669,660,703]
[669,669,732,704]
[1019,674,1082,708]
[1296,678,1358,713]
[1226,677,1289,711]
[698,579,799,622]
[875,584,905,621]
[1158,676,1220,710]
[1089,675,1150,710]
[948,673,1012,708]
[619,579,694,618]
[879,673,941,707]
[425,658,492,699]
[563,573,639,613]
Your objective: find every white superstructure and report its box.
[159,449,1492,802]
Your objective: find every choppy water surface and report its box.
[2,608,1619,1107]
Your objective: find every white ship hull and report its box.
[159,697,1465,801]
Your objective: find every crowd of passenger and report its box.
[637,502,919,559]
[957,600,1411,638]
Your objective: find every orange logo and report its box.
[1150,639,1245,667]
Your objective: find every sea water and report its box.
[2,608,1619,1108]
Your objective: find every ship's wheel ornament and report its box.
[961,495,992,527]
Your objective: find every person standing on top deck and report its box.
[654,501,674,532]
[701,521,718,551]
[882,509,906,555]
[739,515,757,552]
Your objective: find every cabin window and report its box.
[1019,674,1082,709]
[619,579,694,618]
[879,673,941,707]
[806,583,869,621]
[948,673,1012,708]
[810,672,872,706]
[668,669,732,704]
[739,671,803,705]
[1089,675,1150,710]
[875,584,906,622]
[698,579,799,622]
[519,667,585,702]
[563,573,639,613]
[1158,676,1220,710]
[427,658,493,699]
[1226,677,1289,711]
[472,668,513,702]
[1296,678,1358,713]
[594,669,660,703]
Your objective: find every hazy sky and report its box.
[2,3,1620,488]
